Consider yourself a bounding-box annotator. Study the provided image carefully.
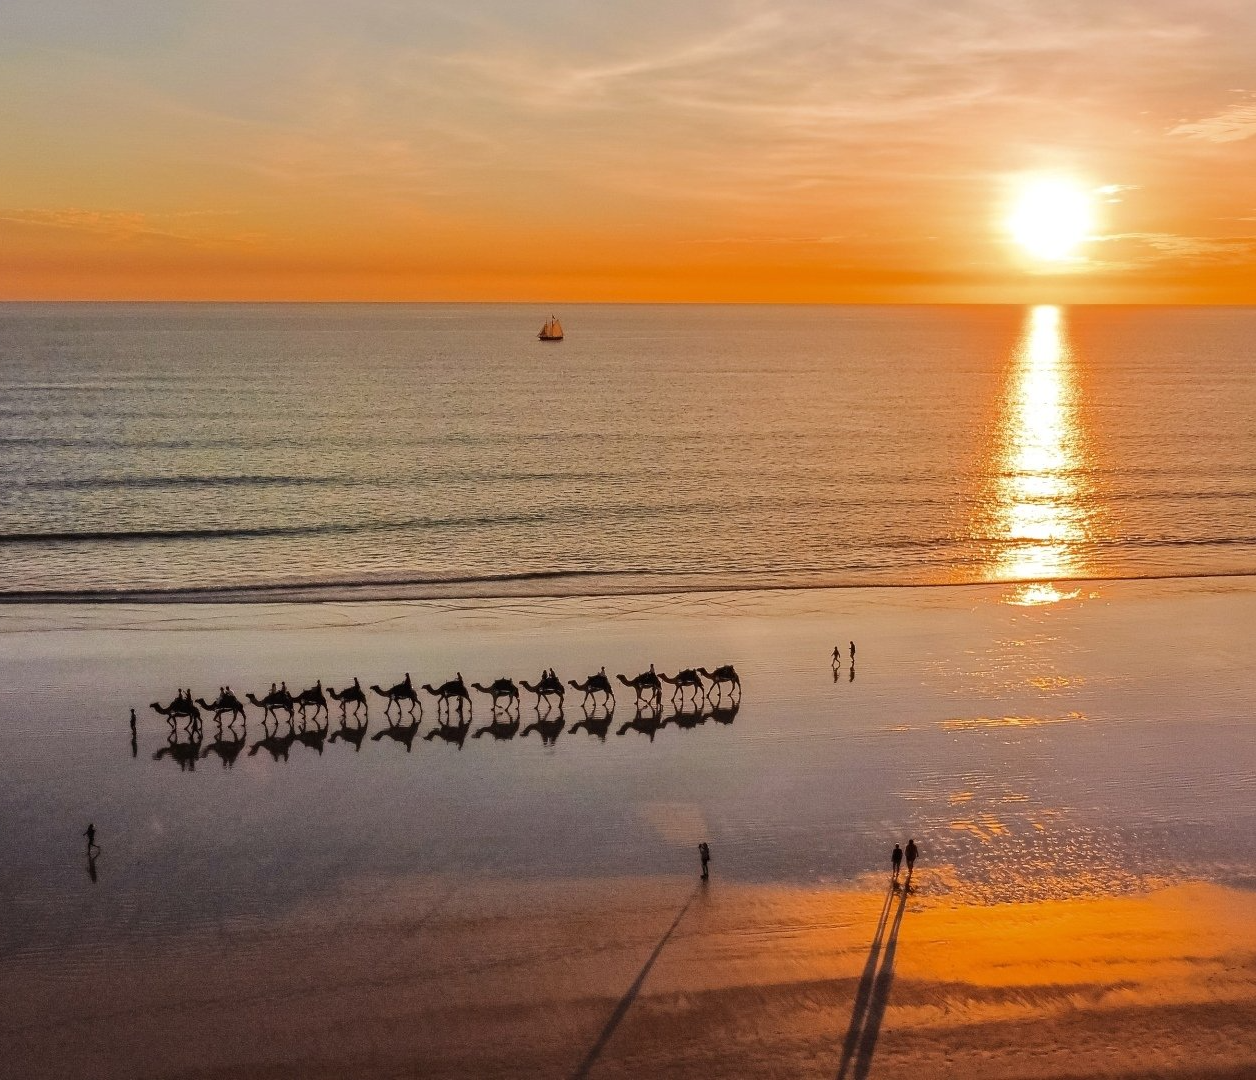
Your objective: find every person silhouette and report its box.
[84,823,97,850]
[698,841,710,880]
[129,708,137,733]
[832,646,841,666]
[905,838,918,876]
[891,843,903,880]
[849,640,856,663]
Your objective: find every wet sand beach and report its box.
[3,576,1256,1077]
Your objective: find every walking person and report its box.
[698,841,710,880]
[832,645,841,667]
[891,843,903,880]
[83,823,96,851]
[849,640,856,663]
[905,838,918,877]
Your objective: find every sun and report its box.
[1007,179,1095,261]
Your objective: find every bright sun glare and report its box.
[1007,179,1095,261]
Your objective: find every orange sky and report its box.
[2,1,1254,302]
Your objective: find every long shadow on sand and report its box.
[570,884,700,1080]
[836,878,910,1080]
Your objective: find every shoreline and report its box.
[4,565,1256,607]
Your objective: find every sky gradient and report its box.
[2,0,1255,302]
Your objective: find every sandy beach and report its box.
[3,576,1256,1077]
[5,877,1256,1078]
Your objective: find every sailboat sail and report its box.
[538,316,564,340]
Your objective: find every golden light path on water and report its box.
[994,305,1090,605]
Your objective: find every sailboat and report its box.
[538,315,564,341]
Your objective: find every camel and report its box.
[294,712,330,755]
[371,715,421,753]
[471,677,520,711]
[292,680,329,719]
[201,719,247,768]
[521,707,565,747]
[370,673,420,716]
[473,715,521,741]
[658,668,704,702]
[151,696,201,725]
[248,717,298,763]
[698,664,741,698]
[424,715,471,750]
[422,672,471,714]
[615,664,662,707]
[195,689,245,724]
[329,712,370,752]
[616,699,663,741]
[153,724,203,770]
[568,667,615,708]
[519,669,565,709]
[328,678,368,717]
[246,686,295,721]
[569,702,615,740]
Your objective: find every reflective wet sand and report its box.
[3,576,1256,1076]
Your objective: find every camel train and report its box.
[144,663,740,762]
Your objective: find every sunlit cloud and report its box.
[1169,95,1256,142]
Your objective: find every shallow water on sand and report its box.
[3,576,1255,970]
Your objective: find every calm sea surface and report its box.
[2,303,1254,598]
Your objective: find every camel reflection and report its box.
[618,699,664,741]
[294,712,330,755]
[706,696,741,726]
[154,725,204,771]
[522,705,565,747]
[372,713,422,753]
[662,697,707,732]
[248,717,298,763]
[328,712,370,751]
[201,718,247,768]
[473,714,522,741]
[570,700,616,740]
[424,714,471,750]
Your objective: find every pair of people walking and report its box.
[890,838,917,881]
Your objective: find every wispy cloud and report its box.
[1169,94,1256,142]
[1093,231,1256,264]
[0,208,262,247]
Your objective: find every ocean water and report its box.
[2,303,1254,599]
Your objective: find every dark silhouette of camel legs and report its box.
[570,886,698,1080]
[847,882,909,1080]
[834,884,896,1080]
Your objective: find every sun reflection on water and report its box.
[991,305,1092,603]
